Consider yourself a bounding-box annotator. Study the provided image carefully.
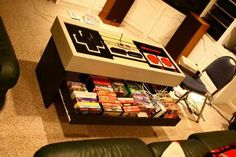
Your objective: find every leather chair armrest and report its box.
[34,138,154,157]
[0,63,2,74]
[148,141,171,157]
[0,55,19,89]
[0,17,20,90]
[188,130,236,150]
[179,139,209,157]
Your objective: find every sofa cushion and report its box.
[0,17,20,90]
[179,139,209,157]
[148,139,208,157]
[34,138,154,157]
[189,130,236,151]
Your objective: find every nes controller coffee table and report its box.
[35,17,185,125]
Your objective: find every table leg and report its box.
[35,37,66,108]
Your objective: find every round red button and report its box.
[161,57,172,67]
[147,54,159,64]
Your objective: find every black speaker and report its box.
[99,0,135,26]
[165,13,209,62]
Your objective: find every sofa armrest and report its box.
[179,139,209,157]
[0,55,19,89]
[34,138,154,157]
[0,64,2,74]
[0,17,19,90]
[188,130,236,150]
[148,141,171,157]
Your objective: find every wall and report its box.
[57,0,186,46]
[59,0,106,11]
[123,0,186,46]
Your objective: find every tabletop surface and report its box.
[50,17,185,86]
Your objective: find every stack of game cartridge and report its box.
[115,93,143,117]
[67,81,87,92]
[124,81,143,96]
[132,93,155,117]
[117,97,134,106]
[98,92,123,116]
[157,91,179,119]
[101,102,123,116]
[89,79,124,116]
[86,76,113,92]
[67,81,102,114]
[111,80,128,97]
[163,100,179,119]
[132,93,150,106]
[149,96,167,118]
[122,106,141,117]
[118,81,147,117]
[97,90,117,103]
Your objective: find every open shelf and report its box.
[58,81,181,126]
[204,0,236,41]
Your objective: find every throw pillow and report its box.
[161,141,185,157]
[207,143,236,157]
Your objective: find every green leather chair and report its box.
[0,17,19,108]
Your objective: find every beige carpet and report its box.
[0,0,233,156]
